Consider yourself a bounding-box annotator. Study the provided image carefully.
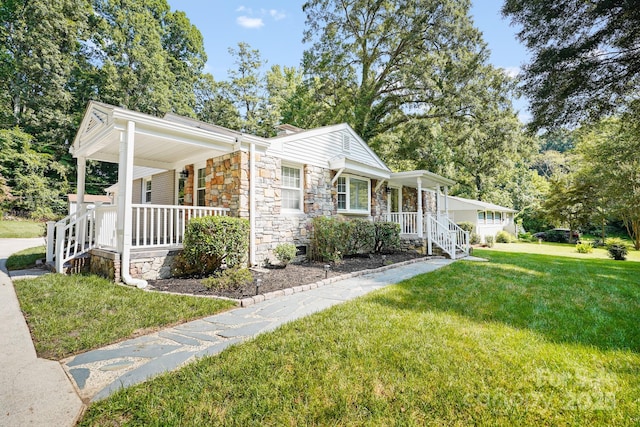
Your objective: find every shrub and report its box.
[374,222,400,253]
[456,222,474,233]
[202,267,253,291]
[575,242,593,254]
[310,217,347,262]
[496,231,514,243]
[518,232,533,242]
[485,235,495,248]
[182,216,250,275]
[274,243,297,266]
[605,238,628,261]
[470,232,481,245]
[343,218,375,255]
[591,239,605,248]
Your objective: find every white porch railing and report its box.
[384,212,469,259]
[386,212,419,235]
[130,204,229,248]
[47,204,229,272]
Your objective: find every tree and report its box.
[302,0,489,141]
[195,73,241,129]
[574,118,640,249]
[503,0,640,130]
[0,128,67,218]
[0,0,91,148]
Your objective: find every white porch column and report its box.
[417,178,423,238]
[249,142,256,266]
[444,185,449,217]
[76,156,86,213]
[434,185,440,215]
[116,123,135,254]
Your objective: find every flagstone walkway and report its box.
[63,257,454,402]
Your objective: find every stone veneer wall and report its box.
[90,248,180,281]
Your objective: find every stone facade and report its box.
[90,248,180,281]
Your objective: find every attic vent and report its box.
[342,134,351,153]
[86,110,107,134]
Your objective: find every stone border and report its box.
[238,255,446,307]
[146,256,447,307]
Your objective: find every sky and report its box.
[166,1,530,120]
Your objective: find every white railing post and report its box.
[55,222,65,273]
[46,221,55,263]
[450,229,457,260]
[426,213,433,255]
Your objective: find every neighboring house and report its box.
[67,194,112,215]
[447,196,518,242]
[47,101,468,286]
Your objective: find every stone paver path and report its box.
[64,257,453,402]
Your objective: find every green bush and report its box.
[182,216,250,275]
[343,218,376,255]
[274,243,297,266]
[485,235,495,248]
[496,231,514,243]
[575,242,593,254]
[310,217,346,262]
[605,238,628,261]
[518,232,534,242]
[202,267,253,291]
[374,222,400,254]
[456,222,474,233]
[470,232,481,245]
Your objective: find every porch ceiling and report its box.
[72,101,269,170]
[389,170,456,189]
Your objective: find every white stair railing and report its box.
[52,207,98,272]
[426,214,456,259]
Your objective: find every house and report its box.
[46,101,469,287]
[447,196,518,242]
[67,194,112,215]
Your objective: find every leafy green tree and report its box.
[503,0,640,130]
[0,128,67,218]
[574,118,640,249]
[302,0,491,140]
[0,0,91,148]
[194,73,241,129]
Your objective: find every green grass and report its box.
[486,241,640,262]
[13,274,236,360]
[0,219,44,238]
[5,245,46,270]
[80,251,640,426]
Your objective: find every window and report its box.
[196,167,206,207]
[337,175,370,213]
[487,211,494,224]
[144,178,152,204]
[478,211,486,223]
[281,165,302,211]
[495,212,502,223]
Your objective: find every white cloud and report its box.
[501,66,521,78]
[269,9,286,20]
[235,6,250,13]
[237,16,264,29]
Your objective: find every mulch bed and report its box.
[148,252,424,300]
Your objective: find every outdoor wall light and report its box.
[179,169,189,180]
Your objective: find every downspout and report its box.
[249,141,256,266]
[118,121,147,289]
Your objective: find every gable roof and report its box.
[447,196,516,213]
[267,123,390,179]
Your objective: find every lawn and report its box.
[79,250,640,426]
[5,245,46,270]
[0,219,44,238]
[13,274,236,359]
[484,240,640,262]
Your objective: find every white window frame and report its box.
[195,163,207,207]
[495,211,502,223]
[281,163,303,213]
[478,211,486,224]
[337,174,371,215]
[143,177,152,204]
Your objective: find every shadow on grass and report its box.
[369,252,640,353]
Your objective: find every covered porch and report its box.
[47,101,268,286]
[384,170,469,258]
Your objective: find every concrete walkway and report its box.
[63,257,454,402]
[0,238,84,427]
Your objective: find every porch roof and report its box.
[389,170,456,189]
[71,101,269,170]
